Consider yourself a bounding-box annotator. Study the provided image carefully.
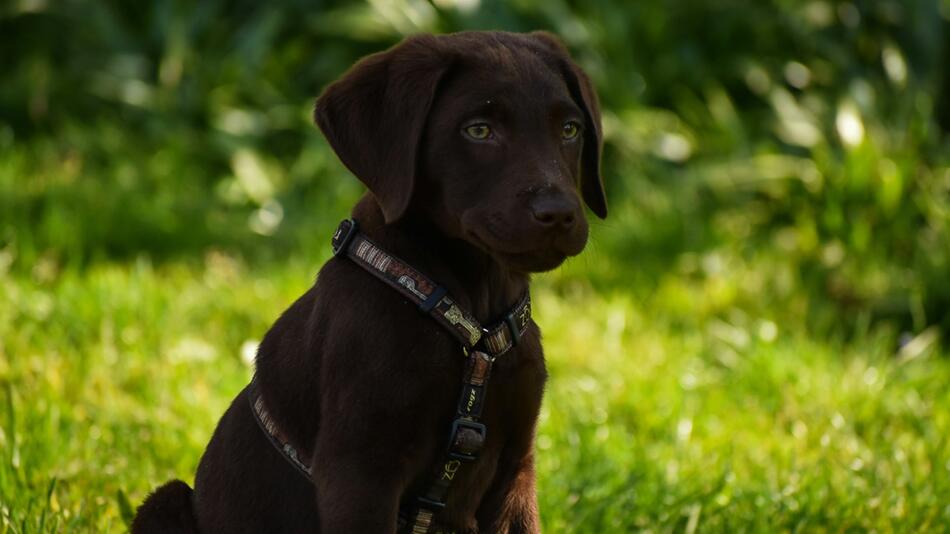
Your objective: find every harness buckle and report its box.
[447,419,487,461]
[331,218,359,257]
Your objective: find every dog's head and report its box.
[315,31,606,273]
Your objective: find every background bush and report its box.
[2,0,948,335]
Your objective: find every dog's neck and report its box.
[351,195,529,324]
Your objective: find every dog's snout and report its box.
[530,196,577,229]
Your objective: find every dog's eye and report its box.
[561,121,581,140]
[463,124,492,140]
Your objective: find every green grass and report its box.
[1,244,948,532]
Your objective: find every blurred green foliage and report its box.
[3,0,949,336]
[1,0,949,330]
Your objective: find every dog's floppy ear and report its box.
[315,35,450,223]
[530,32,607,219]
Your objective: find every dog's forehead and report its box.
[472,42,557,80]
[449,45,569,103]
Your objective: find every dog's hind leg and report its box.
[131,479,200,534]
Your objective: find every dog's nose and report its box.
[530,196,576,229]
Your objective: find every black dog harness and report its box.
[248,219,532,534]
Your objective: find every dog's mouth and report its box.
[464,219,587,273]
[493,248,573,272]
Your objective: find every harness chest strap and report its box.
[249,219,533,534]
[399,350,494,534]
[331,218,531,354]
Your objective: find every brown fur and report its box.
[132,30,605,534]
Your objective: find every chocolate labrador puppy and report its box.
[132,30,605,533]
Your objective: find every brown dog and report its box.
[132,30,605,533]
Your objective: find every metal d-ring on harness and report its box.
[248,218,532,534]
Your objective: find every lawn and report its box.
[2,232,948,532]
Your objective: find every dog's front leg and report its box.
[309,414,411,534]
[498,454,541,534]
[312,457,403,533]
[481,451,541,534]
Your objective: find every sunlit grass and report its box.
[1,250,948,532]
[537,288,950,531]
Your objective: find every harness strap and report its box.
[250,218,533,534]
[331,218,530,356]
[399,351,493,534]
[248,380,312,479]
